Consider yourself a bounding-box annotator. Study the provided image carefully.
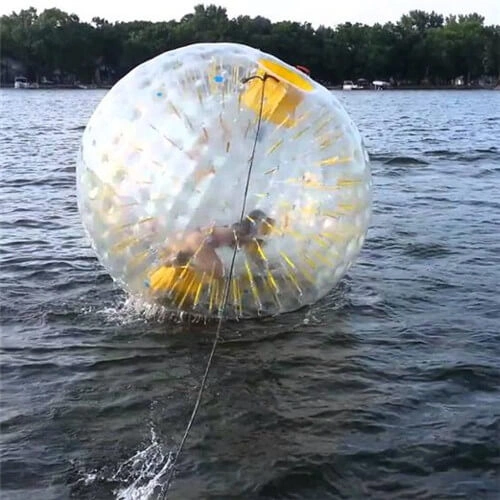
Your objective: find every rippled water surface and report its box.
[1,89,499,500]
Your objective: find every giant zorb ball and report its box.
[77,43,372,319]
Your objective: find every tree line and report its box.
[1,4,499,87]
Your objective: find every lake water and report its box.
[1,89,499,500]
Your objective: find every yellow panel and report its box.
[259,59,314,91]
[240,58,314,128]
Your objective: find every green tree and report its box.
[1,4,498,86]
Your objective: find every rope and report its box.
[160,73,272,497]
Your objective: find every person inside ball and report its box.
[164,209,274,279]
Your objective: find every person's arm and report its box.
[207,226,237,247]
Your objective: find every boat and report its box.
[14,76,29,88]
[342,78,371,90]
[14,76,39,89]
[342,80,360,90]
[373,80,391,90]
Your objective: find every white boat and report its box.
[342,80,360,90]
[14,76,29,88]
[373,80,391,90]
[14,76,39,89]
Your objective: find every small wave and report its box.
[473,167,500,178]
[0,218,64,230]
[425,149,458,158]
[403,242,453,259]
[1,176,74,188]
[423,364,499,391]
[475,147,498,153]
[384,156,429,166]
[424,147,500,162]
[381,169,405,177]
[367,153,394,162]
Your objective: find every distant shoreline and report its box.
[0,83,113,90]
[3,7,498,95]
[327,84,499,91]
[2,83,497,91]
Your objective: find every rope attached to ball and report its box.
[161,73,273,497]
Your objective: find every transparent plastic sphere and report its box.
[77,42,372,319]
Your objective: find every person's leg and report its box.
[192,245,224,279]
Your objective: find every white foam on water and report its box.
[97,294,212,326]
[113,428,174,500]
[86,295,175,325]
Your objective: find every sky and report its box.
[1,0,499,27]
